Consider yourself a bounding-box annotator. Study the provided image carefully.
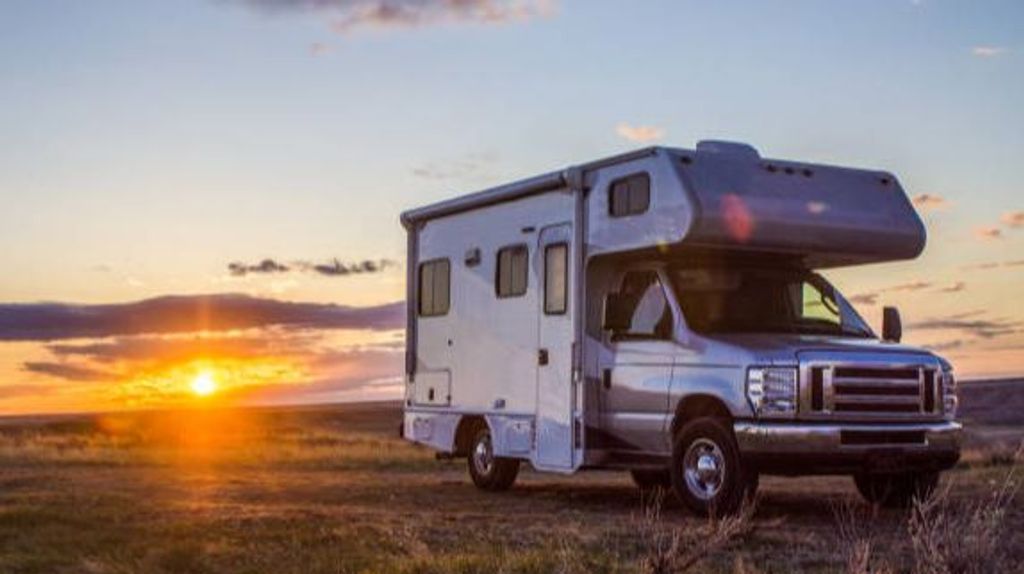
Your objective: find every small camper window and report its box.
[609,173,650,217]
[418,259,450,317]
[496,245,528,298]
[544,243,568,315]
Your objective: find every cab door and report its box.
[599,270,677,455]
[534,223,577,471]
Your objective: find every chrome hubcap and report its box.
[472,434,494,476]
[683,438,725,500]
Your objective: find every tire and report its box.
[669,417,753,517]
[630,468,672,491]
[467,426,520,491]
[854,471,939,508]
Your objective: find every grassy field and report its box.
[0,383,1022,574]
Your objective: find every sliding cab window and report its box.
[496,245,528,298]
[608,173,650,217]
[544,243,568,315]
[418,259,450,317]
[616,271,672,340]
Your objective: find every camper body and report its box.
[400,142,961,514]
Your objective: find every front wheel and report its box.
[467,426,520,491]
[854,471,939,508]
[670,417,754,517]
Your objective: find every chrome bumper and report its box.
[734,420,962,455]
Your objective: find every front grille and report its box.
[804,364,941,419]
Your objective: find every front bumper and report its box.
[734,420,962,475]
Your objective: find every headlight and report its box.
[747,367,798,416]
[941,370,958,419]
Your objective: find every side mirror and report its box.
[882,306,902,343]
[603,293,631,333]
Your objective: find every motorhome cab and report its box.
[400,141,961,515]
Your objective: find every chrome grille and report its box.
[803,364,941,419]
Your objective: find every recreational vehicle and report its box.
[399,141,961,515]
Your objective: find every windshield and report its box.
[669,266,874,337]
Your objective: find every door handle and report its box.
[602,368,612,389]
[538,348,549,366]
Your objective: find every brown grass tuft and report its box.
[907,444,1021,574]
[637,490,760,574]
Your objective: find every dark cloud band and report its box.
[0,294,404,342]
[227,258,396,277]
[233,0,555,33]
[228,259,290,276]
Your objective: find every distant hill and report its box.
[959,378,1024,427]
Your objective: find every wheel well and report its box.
[670,394,732,438]
[453,415,488,457]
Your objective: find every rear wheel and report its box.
[630,468,672,491]
[467,426,520,491]
[670,417,754,516]
[854,471,939,508]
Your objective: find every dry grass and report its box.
[0,403,1021,573]
[832,501,888,574]
[830,443,1022,574]
[906,445,1021,574]
[636,490,759,573]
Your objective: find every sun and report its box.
[190,371,218,397]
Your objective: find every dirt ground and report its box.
[0,385,1021,574]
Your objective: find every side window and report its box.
[544,243,568,315]
[418,259,450,317]
[609,173,651,217]
[617,271,672,339]
[496,245,528,298]
[798,281,840,325]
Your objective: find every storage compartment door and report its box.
[413,370,451,406]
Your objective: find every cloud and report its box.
[971,46,1008,58]
[0,294,404,342]
[884,281,932,293]
[228,258,396,278]
[963,259,1024,270]
[846,280,934,306]
[412,152,497,181]
[974,226,1003,240]
[305,258,396,276]
[616,122,665,143]
[22,361,113,382]
[945,309,986,320]
[911,193,948,211]
[924,340,964,352]
[309,41,331,56]
[228,258,290,276]
[848,293,879,306]
[907,315,1021,339]
[962,261,1001,271]
[235,0,556,33]
[1001,210,1024,228]
[0,384,61,399]
[45,331,320,365]
[938,281,966,293]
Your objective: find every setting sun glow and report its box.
[191,371,218,397]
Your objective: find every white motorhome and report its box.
[400,141,960,515]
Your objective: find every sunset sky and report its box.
[1,0,1022,415]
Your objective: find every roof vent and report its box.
[695,140,761,160]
